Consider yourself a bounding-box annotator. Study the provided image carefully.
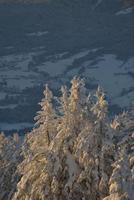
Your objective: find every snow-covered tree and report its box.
[23,85,57,156]
[1,76,133,200]
[111,111,134,132]
[12,85,58,200]
[91,86,108,122]
[88,86,115,199]
[48,77,89,199]
[34,84,57,146]
[48,81,115,200]
[103,147,134,200]
[52,77,87,150]
[67,76,87,133]
[0,132,22,200]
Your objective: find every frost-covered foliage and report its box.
[0,133,22,200]
[34,84,58,146]
[103,147,134,200]
[0,77,134,200]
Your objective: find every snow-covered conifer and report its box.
[51,77,87,151]
[0,133,22,200]
[12,85,58,200]
[88,86,115,199]
[7,77,134,200]
[34,84,57,146]
[103,147,134,200]
[92,86,108,121]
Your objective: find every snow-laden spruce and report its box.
[0,133,22,200]
[103,146,133,200]
[0,77,133,200]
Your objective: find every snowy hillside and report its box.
[0,1,134,131]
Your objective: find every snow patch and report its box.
[38,50,90,76]
[0,104,17,109]
[0,52,38,90]
[84,54,134,107]
[93,0,103,9]
[27,31,49,37]
[0,122,33,131]
[116,7,134,15]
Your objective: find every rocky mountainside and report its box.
[0,0,134,132]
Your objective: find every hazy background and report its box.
[0,0,134,134]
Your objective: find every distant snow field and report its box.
[84,55,134,107]
[38,50,91,76]
[0,122,33,131]
[0,49,134,109]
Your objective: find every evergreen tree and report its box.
[48,77,88,199]
[1,76,133,200]
[103,147,134,200]
[12,85,58,200]
[34,84,57,146]
[90,86,115,199]
[0,132,22,200]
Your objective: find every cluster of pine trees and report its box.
[0,77,134,200]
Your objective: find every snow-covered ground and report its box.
[0,50,134,108]
[0,52,38,90]
[93,0,103,9]
[0,122,33,131]
[116,7,134,15]
[0,2,134,132]
[38,50,90,76]
[26,31,49,37]
[0,104,17,109]
[84,55,134,107]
